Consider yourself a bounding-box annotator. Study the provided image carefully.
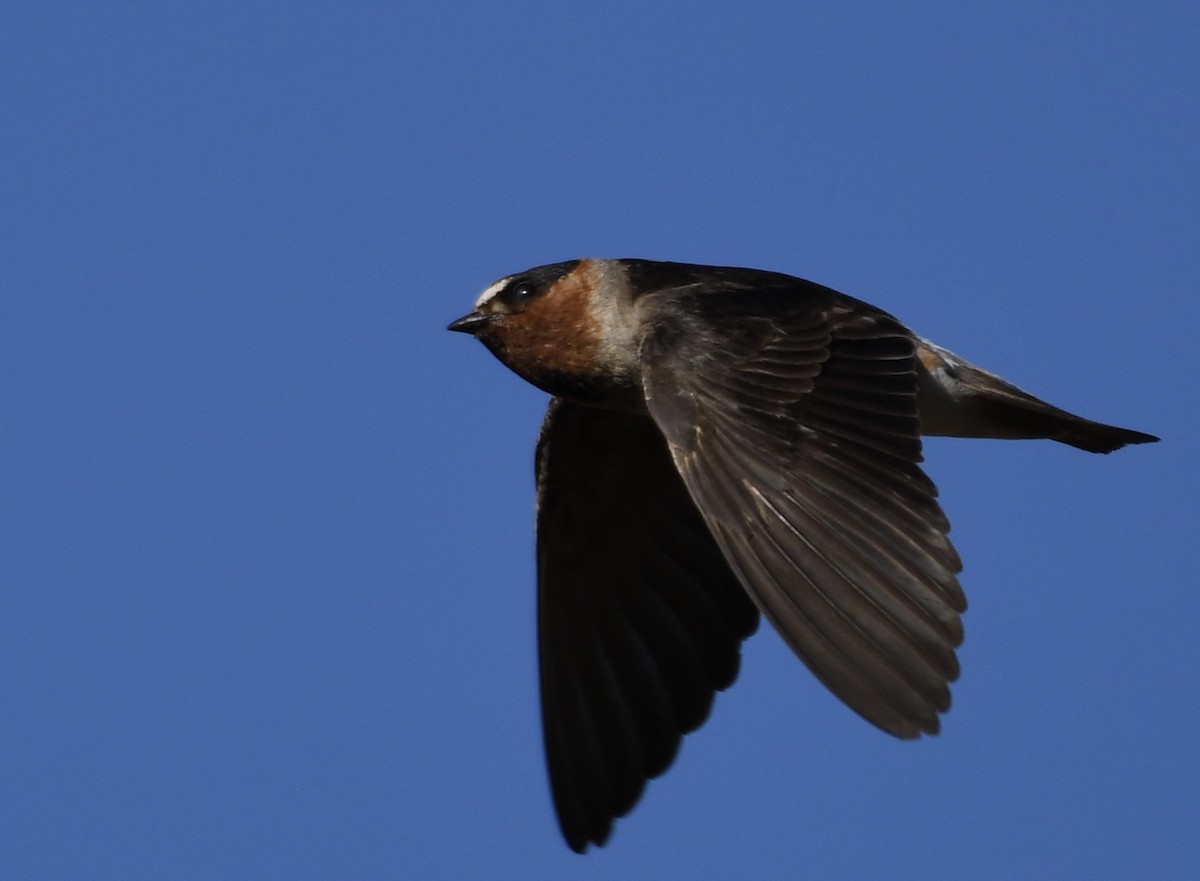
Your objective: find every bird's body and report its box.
[448,258,1156,852]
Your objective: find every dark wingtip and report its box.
[562,821,610,855]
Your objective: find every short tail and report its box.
[1015,408,1159,454]
[915,340,1160,454]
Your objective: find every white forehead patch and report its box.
[473,276,513,309]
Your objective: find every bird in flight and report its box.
[448,258,1157,852]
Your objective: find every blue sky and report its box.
[3,2,1197,878]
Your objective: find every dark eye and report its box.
[509,281,538,302]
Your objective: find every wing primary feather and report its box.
[747,511,952,721]
[800,443,963,586]
[599,559,714,736]
[541,636,611,850]
[782,483,964,639]
[536,400,761,850]
[703,431,950,714]
[713,518,937,737]
[751,485,959,682]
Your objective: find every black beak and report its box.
[447,311,500,335]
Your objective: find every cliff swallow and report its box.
[448,258,1157,852]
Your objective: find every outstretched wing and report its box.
[535,399,759,852]
[639,282,966,739]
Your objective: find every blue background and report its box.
[4,2,1196,878]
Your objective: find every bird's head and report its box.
[448,259,642,402]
